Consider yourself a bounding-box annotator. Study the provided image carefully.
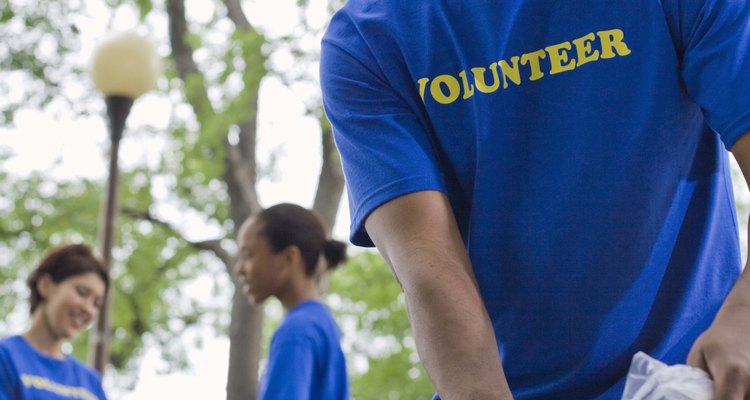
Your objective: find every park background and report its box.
[1,0,435,398]
[1,0,748,399]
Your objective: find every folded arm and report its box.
[365,190,513,400]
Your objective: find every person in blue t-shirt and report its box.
[320,2,750,399]
[0,243,109,400]
[235,203,349,400]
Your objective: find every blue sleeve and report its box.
[258,339,315,400]
[666,0,750,148]
[94,378,107,399]
[320,17,445,247]
[87,370,107,400]
[0,347,18,400]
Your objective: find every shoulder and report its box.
[0,336,20,369]
[280,302,327,330]
[60,357,106,397]
[0,336,26,360]
[67,356,100,375]
[329,0,400,20]
[288,301,335,326]
[58,358,107,397]
[275,302,337,342]
[0,336,22,350]
[324,0,421,47]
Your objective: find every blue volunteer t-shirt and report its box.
[258,300,349,400]
[0,335,107,400]
[321,1,750,399]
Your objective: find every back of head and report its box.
[26,243,109,314]
[257,203,348,276]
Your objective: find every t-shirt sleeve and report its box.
[321,15,446,247]
[670,0,750,148]
[259,338,315,400]
[0,346,18,400]
[84,367,107,400]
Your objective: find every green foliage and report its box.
[1,7,15,22]
[0,170,104,343]
[0,166,221,387]
[134,0,152,19]
[0,0,96,125]
[327,251,435,400]
[0,1,440,398]
[161,24,270,222]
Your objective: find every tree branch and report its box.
[313,117,345,234]
[222,0,251,31]
[121,207,233,269]
[226,142,261,227]
[220,0,264,229]
[167,0,214,118]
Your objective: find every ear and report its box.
[36,275,55,301]
[280,245,303,271]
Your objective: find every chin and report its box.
[249,293,268,305]
[61,327,81,340]
[62,322,87,339]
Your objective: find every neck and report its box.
[23,310,65,359]
[278,277,319,312]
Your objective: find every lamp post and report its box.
[89,30,161,374]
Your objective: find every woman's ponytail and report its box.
[322,239,348,270]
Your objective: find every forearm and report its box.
[725,135,750,311]
[722,267,750,307]
[366,191,513,399]
[397,249,512,400]
[686,135,750,397]
[718,222,750,311]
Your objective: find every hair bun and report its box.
[322,240,348,270]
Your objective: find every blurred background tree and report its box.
[0,0,435,398]
[8,1,746,399]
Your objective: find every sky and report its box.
[0,0,350,398]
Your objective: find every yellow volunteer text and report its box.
[20,374,98,400]
[417,28,632,105]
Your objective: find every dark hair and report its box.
[26,244,110,314]
[257,203,348,276]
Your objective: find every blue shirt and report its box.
[321,1,750,399]
[258,301,349,400]
[0,335,107,400]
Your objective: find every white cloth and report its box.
[621,352,714,400]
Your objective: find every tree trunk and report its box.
[168,0,264,397]
[313,120,345,235]
[224,117,263,398]
[226,277,263,400]
[168,0,346,398]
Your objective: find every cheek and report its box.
[43,298,67,326]
[88,307,101,321]
[237,262,250,277]
[47,294,68,312]
[250,267,264,282]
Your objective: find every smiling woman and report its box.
[0,244,110,400]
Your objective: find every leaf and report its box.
[0,7,14,23]
[135,0,153,19]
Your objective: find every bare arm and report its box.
[687,132,750,398]
[365,190,513,399]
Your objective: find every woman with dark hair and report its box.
[235,203,349,400]
[0,243,109,399]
